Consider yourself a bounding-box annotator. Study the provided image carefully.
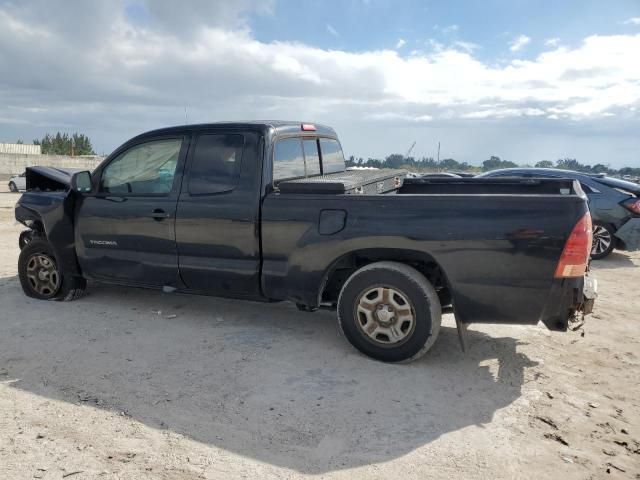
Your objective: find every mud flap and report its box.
[582,273,597,315]
[455,316,469,353]
[615,218,640,251]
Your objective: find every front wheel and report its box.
[8,182,18,192]
[18,239,87,301]
[337,261,442,363]
[591,222,616,260]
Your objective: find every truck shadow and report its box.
[1,278,537,474]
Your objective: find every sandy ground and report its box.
[0,194,638,479]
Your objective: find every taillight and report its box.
[622,198,640,215]
[554,212,593,278]
[301,123,316,131]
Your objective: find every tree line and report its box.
[8,132,639,176]
[346,154,640,176]
[16,132,96,156]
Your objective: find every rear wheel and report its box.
[337,261,442,363]
[8,181,18,192]
[18,239,86,301]
[591,222,615,260]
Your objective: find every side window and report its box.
[303,139,321,176]
[319,138,345,174]
[101,138,181,194]
[273,138,305,181]
[188,134,244,195]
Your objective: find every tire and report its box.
[18,238,87,301]
[8,182,18,193]
[337,261,442,363]
[591,222,616,260]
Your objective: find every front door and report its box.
[75,136,188,287]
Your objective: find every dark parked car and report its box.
[479,168,640,259]
[14,122,596,362]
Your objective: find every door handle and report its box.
[151,209,171,220]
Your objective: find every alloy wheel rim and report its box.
[354,286,416,346]
[592,225,612,256]
[26,253,60,297]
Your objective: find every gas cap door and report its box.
[318,209,347,235]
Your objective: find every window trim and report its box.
[318,137,346,176]
[95,135,187,198]
[302,137,321,177]
[186,133,246,197]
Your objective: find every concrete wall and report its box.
[0,153,105,174]
[0,143,41,155]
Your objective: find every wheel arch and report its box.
[15,195,82,276]
[318,248,452,308]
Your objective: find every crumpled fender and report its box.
[15,189,81,276]
[615,218,640,251]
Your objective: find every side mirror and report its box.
[70,171,92,193]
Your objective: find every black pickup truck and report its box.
[15,121,597,362]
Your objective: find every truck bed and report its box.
[261,177,588,328]
[278,170,583,196]
[277,169,406,194]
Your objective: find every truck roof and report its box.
[131,121,337,141]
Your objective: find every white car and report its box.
[8,173,26,192]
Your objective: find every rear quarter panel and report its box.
[261,193,588,325]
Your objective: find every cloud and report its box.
[509,34,531,52]
[453,41,480,53]
[623,17,640,25]
[434,24,459,35]
[326,24,340,37]
[544,37,560,47]
[395,38,406,49]
[0,2,639,165]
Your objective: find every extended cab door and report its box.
[175,130,262,297]
[74,135,188,287]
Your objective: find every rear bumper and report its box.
[540,272,597,331]
[615,218,640,251]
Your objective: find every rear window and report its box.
[188,134,244,195]
[319,138,345,174]
[273,136,346,182]
[303,139,321,176]
[273,138,306,181]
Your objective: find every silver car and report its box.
[8,172,26,192]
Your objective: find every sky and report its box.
[1,0,639,167]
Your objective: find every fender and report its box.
[15,190,82,276]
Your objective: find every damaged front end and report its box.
[14,167,81,275]
[25,166,79,192]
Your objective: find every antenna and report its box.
[184,105,188,125]
[437,141,440,163]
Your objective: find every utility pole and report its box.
[437,141,440,163]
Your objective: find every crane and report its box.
[405,141,416,160]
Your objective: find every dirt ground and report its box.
[0,193,638,479]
